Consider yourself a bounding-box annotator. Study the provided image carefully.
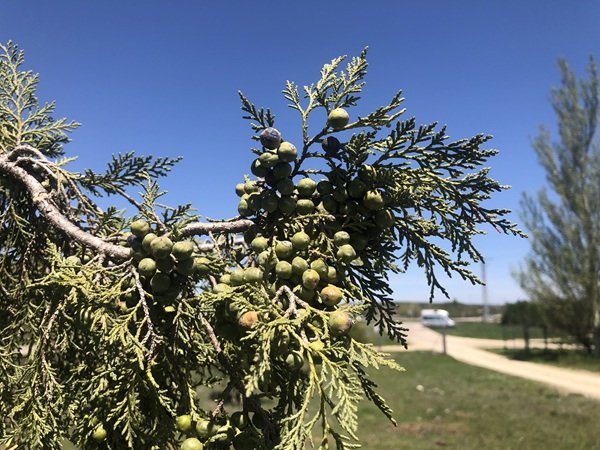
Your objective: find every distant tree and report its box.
[516,57,600,356]
[501,301,545,352]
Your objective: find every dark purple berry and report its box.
[321,136,342,157]
[259,127,282,150]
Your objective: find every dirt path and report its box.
[379,321,600,401]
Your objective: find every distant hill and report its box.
[395,301,504,318]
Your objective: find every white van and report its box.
[420,309,456,328]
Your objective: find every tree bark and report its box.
[593,327,600,358]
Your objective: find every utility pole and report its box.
[441,324,447,355]
[481,260,490,322]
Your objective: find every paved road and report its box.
[380,321,600,401]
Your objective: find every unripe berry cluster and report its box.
[225,110,399,350]
[229,113,397,335]
[175,413,259,450]
[122,220,211,309]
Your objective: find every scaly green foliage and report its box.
[0,42,522,449]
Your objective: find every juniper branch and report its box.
[1,145,255,260]
[0,146,130,260]
[180,218,255,237]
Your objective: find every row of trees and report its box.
[516,57,600,357]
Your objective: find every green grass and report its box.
[56,352,600,449]
[488,348,600,373]
[443,321,550,340]
[356,352,600,450]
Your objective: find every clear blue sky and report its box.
[3,1,599,304]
